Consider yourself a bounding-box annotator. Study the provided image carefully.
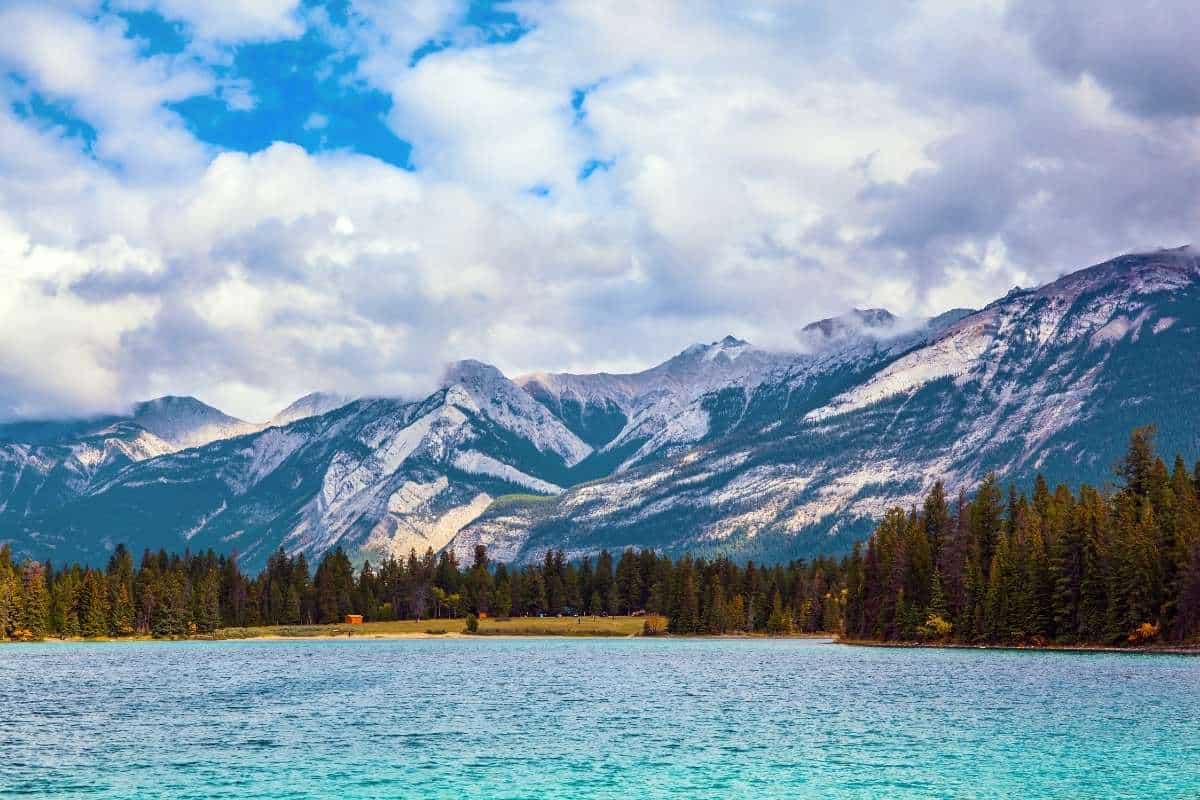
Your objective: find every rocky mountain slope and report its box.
[2,247,1197,571]
[452,247,1200,563]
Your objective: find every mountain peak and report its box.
[442,359,510,389]
[133,395,215,415]
[1019,245,1200,309]
[270,392,353,427]
[801,308,897,341]
[131,395,258,450]
[677,334,753,361]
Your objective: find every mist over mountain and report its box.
[2,247,1197,571]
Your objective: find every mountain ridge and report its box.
[2,247,1197,570]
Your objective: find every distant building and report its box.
[345,614,363,625]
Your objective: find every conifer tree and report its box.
[492,574,512,618]
[0,546,17,639]
[971,473,1004,572]
[766,590,792,635]
[195,569,221,633]
[1118,425,1157,498]
[18,561,50,640]
[923,481,951,564]
[703,575,726,634]
[109,576,135,636]
[80,570,110,638]
[927,567,948,620]
[615,549,642,615]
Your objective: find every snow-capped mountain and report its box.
[130,396,261,450]
[3,363,597,568]
[0,396,258,529]
[2,247,1198,571]
[519,335,795,474]
[451,246,1200,563]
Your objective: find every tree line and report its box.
[845,426,1200,645]
[0,537,838,640]
[3,426,1198,645]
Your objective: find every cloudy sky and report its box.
[1,0,1197,421]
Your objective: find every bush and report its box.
[918,614,953,641]
[1128,621,1160,645]
[642,617,666,637]
[464,613,479,634]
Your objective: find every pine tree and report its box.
[728,594,747,633]
[18,561,50,640]
[703,576,726,634]
[0,546,17,639]
[927,567,948,618]
[1176,540,1200,639]
[80,570,110,638]
[56,570,82,639]
[971,473,1004,572]
[615,549,642,615]
[766,591,792,635]
[1117,425,1157,498]
[492,576,512,618]
[109,576,135,636]
[195,569,221,633]
[1077,489,1109,641]
[923,481,951,565]
[669,558,700,633]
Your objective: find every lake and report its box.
[2,638,1198,798]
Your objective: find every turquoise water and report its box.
[2,638,1198,799]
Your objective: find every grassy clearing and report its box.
[485,493,559,512]
[213,615,665,640]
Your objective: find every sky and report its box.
[1,0,1197,421]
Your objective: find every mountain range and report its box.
[2,247,1198,571]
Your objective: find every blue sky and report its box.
[0,1,1198,420]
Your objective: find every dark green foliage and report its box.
[847,428,1200,646]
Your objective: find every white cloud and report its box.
[0,3,212,178]
[0,0,1198,420]
[114,0,305,44]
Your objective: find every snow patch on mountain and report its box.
[619,402,710,471]
[445,361,592,467]
[1153,317,1177,334]
[183,501,227,541]
[807,315,995,421]
[228,427,311,494]
[1090,309,1153,348]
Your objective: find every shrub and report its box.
[464,613,479,634]
[1128,622,1160,645]
[642,617,666,636]
[918,614,953,641]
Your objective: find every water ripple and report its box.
[1,639,1198,798]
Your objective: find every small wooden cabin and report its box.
[345,614,364,625]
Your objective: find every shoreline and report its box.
[836,637,1200,656]
[8,631,1196,653]
[4,628,840,645]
